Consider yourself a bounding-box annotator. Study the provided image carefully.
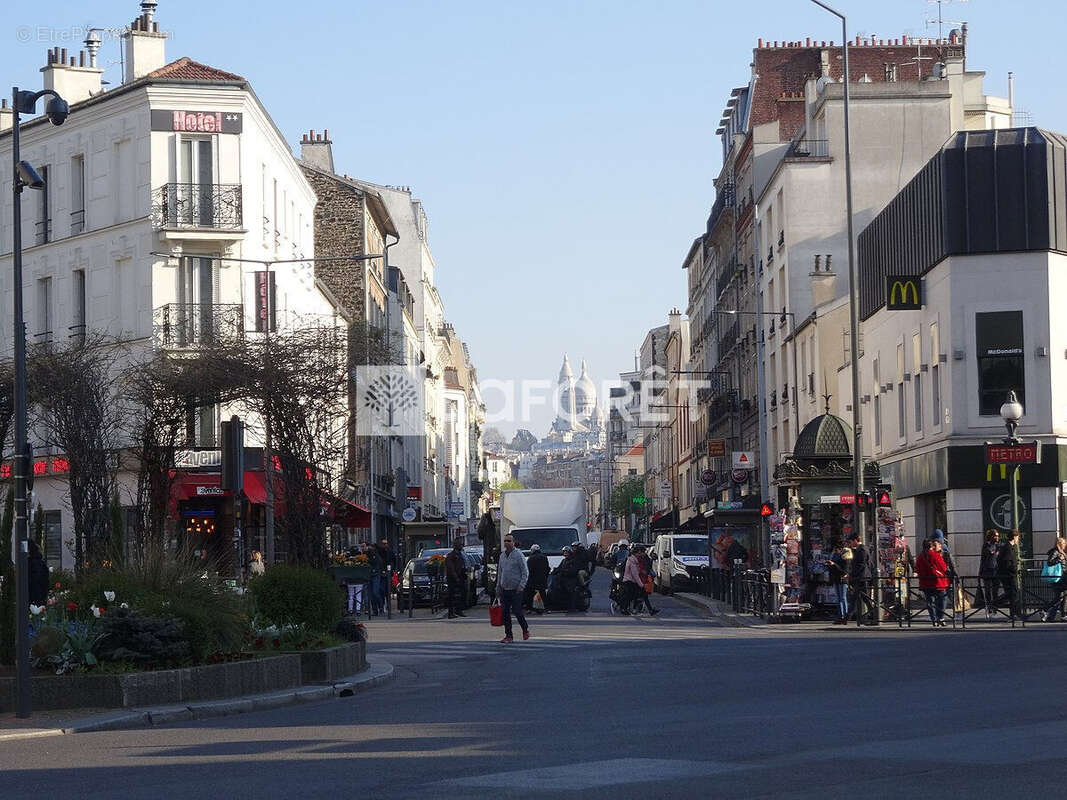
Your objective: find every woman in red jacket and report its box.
[916,538,951,627]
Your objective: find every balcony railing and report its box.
[153,183,243,230]
[153,303,244,348]
[70,209,85,235]
[786,138,830,158]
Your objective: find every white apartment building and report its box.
[756,44,1011,468]
[0,5,341,568]
[858,127,1067,574]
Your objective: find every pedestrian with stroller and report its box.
[635,544,659,616]
[916,538,950,626]
[620,545,645,615]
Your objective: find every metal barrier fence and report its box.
[849,569,1066,628]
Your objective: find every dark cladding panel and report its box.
[995,134,1028,250]
[860,127,1063,320]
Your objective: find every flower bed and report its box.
[0,641,367,712]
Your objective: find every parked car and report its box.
[396,558,442,610]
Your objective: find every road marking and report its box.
[438,758,743,790]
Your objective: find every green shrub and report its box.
[94,608,190,666]
[69,546,249,662]
[249,566,341,633]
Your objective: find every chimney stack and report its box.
[41,42,104,105]
[810,254,836,307]
[0,98,12,133]
[122,1,169,82]
[300,128,335,172]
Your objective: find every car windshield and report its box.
[408,558,432,575]
[671,537,707,556]
[511,528,578,556]
[419,548,451,557]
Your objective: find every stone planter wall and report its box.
[0,641,367,712]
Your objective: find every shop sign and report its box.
[447,501,464,518]
[731,468,748,484]
[700,469,717,486]
[150,109,243,133]
[401,507,417,523]
[717,500,744,510]
[732,451,755,470]
[985,442,1040,465]
[819,494,856,505]
[656,480,672,500]
[176,450,222,469]
[407,486,422,500]
[886,275,922,310]
[196,486,225,496]
[707,440,727,458]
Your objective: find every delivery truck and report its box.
[499,488,587,568]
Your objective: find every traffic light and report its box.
[856,492,869,509]
[760,502,775,517]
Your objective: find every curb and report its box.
[672,593,765,629]
[0,660,395,741]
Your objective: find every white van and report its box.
[651,534,708,594]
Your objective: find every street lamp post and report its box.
[810,0,868,615]
[10,85,70,719]
[1000,390,1024,535]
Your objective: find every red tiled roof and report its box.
[625,444,645,457]
[143,57,244,82]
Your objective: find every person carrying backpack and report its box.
[1042,537,1067,622]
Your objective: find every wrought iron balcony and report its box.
[153,303,244,348]
[153,183,243,230]
[786,138,830,159]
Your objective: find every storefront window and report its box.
[976,311,1024,416]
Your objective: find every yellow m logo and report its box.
[886,276,922,310]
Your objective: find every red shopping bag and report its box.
[489,599,504,627]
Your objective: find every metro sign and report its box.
[985,441,1041,465]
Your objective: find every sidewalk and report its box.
[0,659,394,742]
[672,592,1065,633]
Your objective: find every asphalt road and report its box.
[2,570,1066,799]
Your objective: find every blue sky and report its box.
[4,1,1065,438]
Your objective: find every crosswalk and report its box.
[371,625,740,663]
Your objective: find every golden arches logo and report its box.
[888,280,919,306]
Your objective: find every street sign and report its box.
[732,451,755,470]
[731,468,748,484]
[700,469,717,486]
[886,275,922,310]
[708,440,727,458]
[985,441,1041,465]
[401,507,417,523]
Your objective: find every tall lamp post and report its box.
[1000,390,1024,536]
[10,86,70,719]
[810,0,868,611]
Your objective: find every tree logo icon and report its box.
[356,367,423,436]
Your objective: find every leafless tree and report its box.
[27,336,125,570]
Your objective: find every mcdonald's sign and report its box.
[886,275,922,310]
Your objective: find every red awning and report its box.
[326,495,371,528]
[173,473,228,501]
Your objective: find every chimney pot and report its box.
[806,37,811,46]
[61,47,68,62]
[324,128,329,140]
[758,38,763,48]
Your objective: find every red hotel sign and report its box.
[985,442,1041,465]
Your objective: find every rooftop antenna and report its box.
[926,0,968,41]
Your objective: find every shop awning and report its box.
[325,495,371,528]
[173,473,228,500]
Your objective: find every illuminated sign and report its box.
[886,276,922,311]
[150,109,243,134]
[985,442,1041,465]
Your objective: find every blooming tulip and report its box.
[91,605,103,618]
[66,602,77,612]
[29,604,44,616]
[104,591,115,602]
[120,602,129,610]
